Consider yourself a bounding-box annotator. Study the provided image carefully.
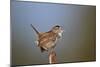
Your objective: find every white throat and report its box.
[58,33,62,37]
[58,30,63,38]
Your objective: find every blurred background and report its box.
[11,0,96,66]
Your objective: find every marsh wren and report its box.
[31,24,63,52]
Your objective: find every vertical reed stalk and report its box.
[49,50,56,64]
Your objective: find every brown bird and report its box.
[31,24,63,52]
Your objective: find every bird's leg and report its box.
[52,44,56,49]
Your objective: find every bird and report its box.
[30,24,63,52]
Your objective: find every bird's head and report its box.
[51,25,64,37]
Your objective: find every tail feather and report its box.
[30,24,39,35]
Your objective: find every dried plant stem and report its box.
[49,49,57,64]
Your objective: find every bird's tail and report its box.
[30,24,39,35]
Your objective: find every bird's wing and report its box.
[38,32,57,48]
